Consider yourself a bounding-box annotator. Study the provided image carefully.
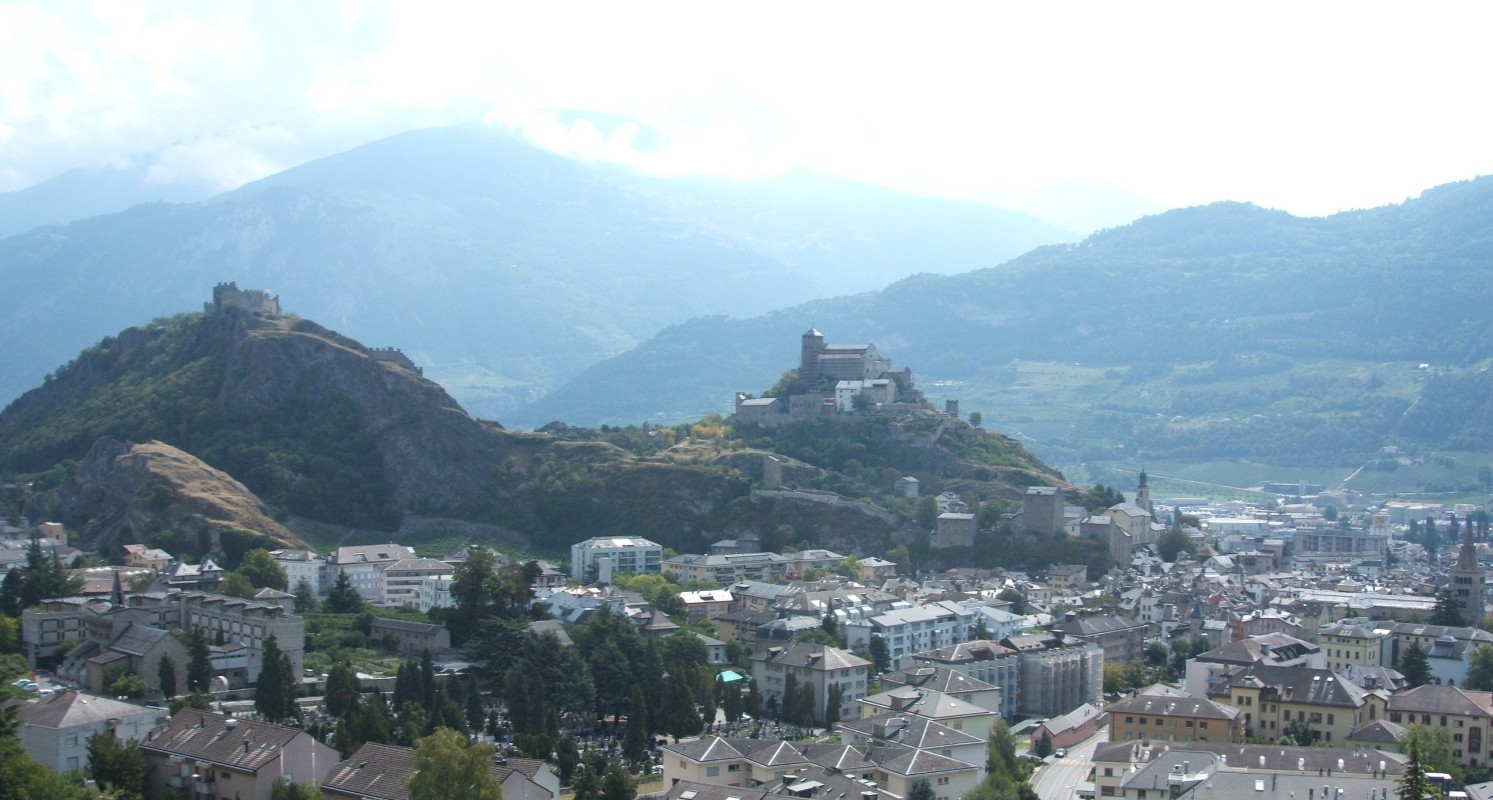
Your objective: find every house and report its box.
[1386,684,1493,768]
[326,543,416,602]
[11,690,165,775]
[1090,740,1403,800]
[1030,702,1103,751]
[661,736,979,800]
[680,590,738,625]
[141,710,338,800]
[322,741,557,800]
[836,713,986,774]
[931,513,976,549]
[1183,632,1323,698]
[1107,684,1243,743]
[1222,664,1381,745]
[123,544,173,572]
[752,643,872,724]
[857,685,999,741]
[378,558,453,607]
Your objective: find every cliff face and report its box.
[35,437,300,552]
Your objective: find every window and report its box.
[728,765,741,772]
[706,767,720,778]
[938,777,950,785]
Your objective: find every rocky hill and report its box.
[44,437,300,554]
[2,302,1086,566]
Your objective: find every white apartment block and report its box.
[325,543,416,601]
[418,574,456,613]
[847,601,975,663]
[377,558,452,607]
[270,549,325,597]
[570,537,663,582]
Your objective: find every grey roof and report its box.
[1227,665,1366,709]
[369,617,445,635]
[883,665,998,694]
[1347,719,1408,744]
[838,712,984,750]
[752,642,870,671]
[142,710,307,774]
[1108,692,1240,721]
[11,690,163,730]
[109,622,172,656]
[1387,684,1493,717]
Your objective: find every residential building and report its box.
[378,557,452,607]
[847,603,975,664]
[571,536,663,582]
[1090,741,1403,800]
[142,710,338,800]
[1107,684,1243,743]
[1316,621,1393,672]
[857,686,999,741]
[931,513,976,549]
[905,640,1022,721]
[122,544,173,572]
[881,666,1002,715]
[1222,664,1381,744]
[751,643,872,724]
[1002,632,1104,720]
[418,573,456,613]
[661,736,979,800]
[1184,632,1323,698]
[12,690,165,775]
[680,589,737,625]
[1386,684,1493,768]
[837,713,987,772]
[270,549,325,597]
[325,543,416,602]
[1056,612,1148,667]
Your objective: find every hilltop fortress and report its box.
[734,327,922,427]
[204,281,281,315]
[203,283,421,375]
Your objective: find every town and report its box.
[2,327,1490,800]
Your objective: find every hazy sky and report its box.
[4,1,1492,230]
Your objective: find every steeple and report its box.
[111,568,124,605]
[1136,469,1153,516]
[1450,514,1487,625]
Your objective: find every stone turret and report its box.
[799,327,825,386]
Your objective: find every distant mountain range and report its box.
[519,178,1493,473]
[0,126,1072,420]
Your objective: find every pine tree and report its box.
[256,633,295,721]
[1397,739,1437,800]
[186,628,213,692]
[601,760,637,800]
[623,686,649,762]
[325,569,364,614]
[781,672,799,722]
[823,684,843,728]
[157,654,178,699]
[1401,641,1433,688]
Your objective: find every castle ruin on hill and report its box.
[205,282,281,316]
[204,283,421,375]
[734,327,923,428]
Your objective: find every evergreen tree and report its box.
[325,570,365,614]
[326,662,361,718]
[909,779,936,800]
[555,736,581,785]
[796,682,815,727]
[420,650,436,707]
[256,633,297,721]
[1401,641,1433,688]
[571,764,601,800]
[780,672,799,722]
[465,677,486,733]
[623,686,649,762]
[823,684,843,728]
[1432,587,1467,627]
[721,678,743,724]
[0,569,23,617]
[292,579,318,614]
[1397,739,1438,800]
[869,635,890,674]
[1467,645,1493,691]
[186,627,213,692]
[157,654,178,699]
[659,669,702,741]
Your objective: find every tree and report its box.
[1403,724,1458,780]
[571,764,601,800]
[1400,641,1433,688]
[824,683,843,728]
[869,635,890,674]
[909,779,937,800]
[157,654,178,699]
[624,686,649,762]
[720,678,743,724]
[1033,730,1053,758]
[1397,739,1439,800]
[1467,645,1493,691]
[406,727,503,800]
[326,662,361,718]
[325,570,365,614]
[1432,587,1467,627]
[219,571,256,599]
[555,737,581,785]
[997,588,1026,615]
[292,579,318,614]
[87,730,147,799]
[969,411,983,427]
[1157,526,1196,562]
[916,495,939,530]
[256,633,297,721]
[105,663,147,699]
[239,549,289,591]
[601,760,636,800]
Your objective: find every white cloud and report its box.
[2,1,1492,226]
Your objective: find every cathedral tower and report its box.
[1450,520,1487,625]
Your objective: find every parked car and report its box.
[1053,748,1068,759]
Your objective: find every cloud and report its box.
[2,0,1493,227]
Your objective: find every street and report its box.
[1029,726,1108,800]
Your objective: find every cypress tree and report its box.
[186,628,213,692]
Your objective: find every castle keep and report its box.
[735,327,917,427]
[205,282,281,315]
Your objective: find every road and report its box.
[1030,726,1109,800]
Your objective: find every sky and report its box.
[3,1,1493,232]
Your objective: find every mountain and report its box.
[0,126,1071,420]
[2,303,1078,566]
[519,177,1493,474]
[0,162,218,236]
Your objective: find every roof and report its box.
[752,642,871,671]
[109,622,173,656]
[838,712,984,749]
[1108,692,1240,721]
[369,617,446,635]
[1228,665,1367,709]
[142,710,306,774]
[1387,684,1493,718]
[882,666,998,695]
[12,690,163,729]
[322,741,521,800]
